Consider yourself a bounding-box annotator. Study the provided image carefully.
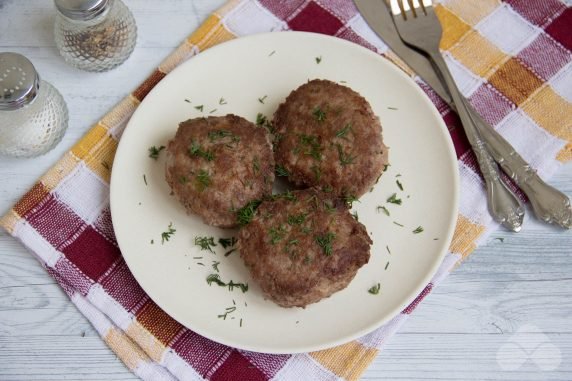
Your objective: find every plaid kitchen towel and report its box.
[2,0,571,380]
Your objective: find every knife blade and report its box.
[354,0,451,105]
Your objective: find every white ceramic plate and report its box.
[110,32,459,354]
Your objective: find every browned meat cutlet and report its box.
[165,115,275,228]
[238,188,372,308]
[273,79,388,198]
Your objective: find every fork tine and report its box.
[406,0,417,18]
[396,0,407,21]
[419,0,427,15]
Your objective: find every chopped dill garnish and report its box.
[195,236,216,253]
[217,306,236,320]
[286,239,299,247]
[311,165,321,181]
[396,179,404,191]
[273,133,283,146]
[315,56,322,64]
[268,225,287,244]
[271,190,297,202]
[323,200,336,213]
[224,248,237,257]
[275,164,289,177]
[352,211,359,221]
[336,144,356,166]
[255,113,275,134]
[227,280,248,293]
[385,261,390,270]
[377,205,390,216]
[240,318,243,327]
[287,213,307,226]
[393,221,404,227]
[207,274,249,293]
[386,245,391,254]
[209,108,217,114]
[306,194,319,209]
[335,123,352,139]
[143,174,147,186]
[219,97,227,105]
[312,107,326,122]
[207,273,225,286]
[258,95,268,104]
[184,99,191,103]
[387,106,398,110]
[343,194,359,208]
[285,239,299,254]
[495,237,504,243]
[283,190,297,201]
[235,199,262,226]
[208,130,238,143]
[412,226,424,234]
[189,141,215,161]
[322,184,333,193]
[194,105,204,112]
[253,157,260,174]
[296,134,322,160]
[269,50,276,56]
[387,193,402,205]
[212,261,221,272]
[368,283,381,295]
[161,222,176,244]
[178,176,188,184]
[433,238,439,241]
[396,174,402,177]
[315,232,335,256]
[383,164,390,172]
[256,112,266,126]
[195,169,212,192]
[218,237,237,249]
[150,239,154,244]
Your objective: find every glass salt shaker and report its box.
[0,53,69,158]
[54,0,137,72]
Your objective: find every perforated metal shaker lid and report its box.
[0,53,40,112]
[54,0,110,21]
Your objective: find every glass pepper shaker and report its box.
[0,53,69,158]
[54,0,137,72]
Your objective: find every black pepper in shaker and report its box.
[54,0,137,72]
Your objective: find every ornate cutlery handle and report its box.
[430,56,524,231]
[468,105,572,229]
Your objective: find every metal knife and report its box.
[354,0,572,229]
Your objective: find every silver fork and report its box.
[390,0,525,231]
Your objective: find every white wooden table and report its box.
[1,1,571,380]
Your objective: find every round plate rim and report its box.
[110,31,460,354]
